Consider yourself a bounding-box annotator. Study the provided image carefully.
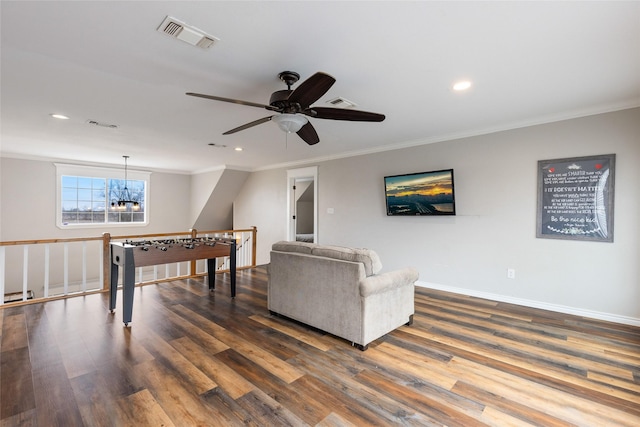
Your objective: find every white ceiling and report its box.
[1,1,639,174]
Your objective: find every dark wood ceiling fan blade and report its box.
[307,107,385,122]
[186,92,278,111]
[296,121,320,145]
[223,116,274,135]
[287,72,336,109]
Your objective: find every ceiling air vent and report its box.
[157,16,219,49]
[86,119,118,129]
[326,97,357,108]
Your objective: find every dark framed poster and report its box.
[537,154,615,242]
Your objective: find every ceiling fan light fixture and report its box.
[272,114,308,133]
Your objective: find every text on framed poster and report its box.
[536,154,615,242]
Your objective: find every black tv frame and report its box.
[384,169,456,216]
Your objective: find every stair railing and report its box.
[0,227,257,306]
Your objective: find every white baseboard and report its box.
[416,281,640,327]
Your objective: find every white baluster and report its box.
[82,241,87,292]
[64,242,69,294]
[99,243,103,292]
[23,246,29,300]
[44,244,50,298]
[0,247,5,305]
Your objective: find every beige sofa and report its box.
[268,241,418,350]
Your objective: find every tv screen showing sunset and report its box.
[384,169,456,216]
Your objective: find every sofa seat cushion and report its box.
[311,245,382,276]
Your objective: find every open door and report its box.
[287,166,318,243]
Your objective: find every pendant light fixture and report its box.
[111,155,140,210]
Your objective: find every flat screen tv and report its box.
[384,169,456,216]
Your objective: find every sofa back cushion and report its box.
[271,241,383,276]
[272,241,317,254]
[311,245,382,276]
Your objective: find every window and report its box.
[56,163,150,228]
[61,176,107,224]
[106,178,146,223]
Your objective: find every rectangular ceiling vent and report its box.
[326,97,357,108]
[86,119,118,129]
[157,16,219,49]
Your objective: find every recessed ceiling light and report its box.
[50,113,69,120]
[234,147,243,152]
[452,80,472,91]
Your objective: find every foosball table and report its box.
[109,236,237,326]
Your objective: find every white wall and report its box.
[0,157,192,294]
[192,168,250,231]
[234,108,640,323]
[190,168,224,227]
[0,157,192,240]
[233,168,288,254]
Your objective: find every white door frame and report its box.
[286,166,318,242]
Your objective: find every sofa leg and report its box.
[353,343,368,351]
[405,314,414,326]
[269,310,278,316]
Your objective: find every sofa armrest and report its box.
[359,267,419,297]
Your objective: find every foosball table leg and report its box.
[121,249,135,326]
[109,259,119,313]
[207,258,216,291]
[230,243,237,298]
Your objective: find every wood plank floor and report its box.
[1,266,639,426]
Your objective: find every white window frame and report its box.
[55,163,151,229]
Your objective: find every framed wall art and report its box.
[536,154,615,242]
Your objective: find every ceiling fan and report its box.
[186,71,385,145]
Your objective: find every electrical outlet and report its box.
[507,268,516,279]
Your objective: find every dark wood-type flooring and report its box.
[1,266,639,426]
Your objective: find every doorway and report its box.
[287,166,318,243]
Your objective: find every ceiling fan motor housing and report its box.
[270,71,303,112]
[269,89,299,112]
